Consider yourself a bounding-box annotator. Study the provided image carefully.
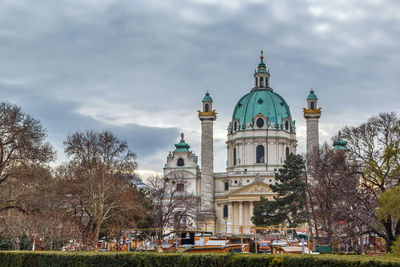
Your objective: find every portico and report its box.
[215,181,275,235]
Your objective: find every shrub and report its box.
[0,237,13,251]
[390,236,400,256]
[0,252,400,267]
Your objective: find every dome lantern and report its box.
[253,50,271,91]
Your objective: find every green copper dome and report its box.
[307,90,317,100]
[231,89,293,131]
[174,133,190,152]
[333,138,347,150]
[202,92,213,102]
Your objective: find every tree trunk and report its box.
[94,204,104,248]
[304,187,315,249]
[94,218,103,248]
[382,219,394,252]
[307,187,320,245]
[385,233,396,252]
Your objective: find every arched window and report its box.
[256,145,265,163]
[286,147,290,159]
[177,158,184,166]
[310,101,315,110]
[205,103,209,112]
[233,148,237,166]
[285,121,289,130]
[234,121,237,131]
[256,118,264,128]
[260,77,264,86]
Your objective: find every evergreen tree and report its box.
[252,154,307,227]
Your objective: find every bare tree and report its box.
[307,142,361,250]
[59,130,147,246]
[0,103,58,248]
[340,112,400,250]
[1,164,81,250]
[0,102,54,212]
[308,113,400,252]
[148,175,200,234]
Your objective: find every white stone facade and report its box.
[226,127,297,172]
[164,150,200,195]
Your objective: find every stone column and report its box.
[239,201,243,226]
[200,119,214,213]
[198,106,216,231]
[303,93,321,166]
[306,118,318,155]
[228,202,233,233]
[221,203,226,234]
[241,142,245,165]
[249,201,254,223]
[227,145,230,168]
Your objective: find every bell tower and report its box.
[303,89,321,161]
[198,92,217,231]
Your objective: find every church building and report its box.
[163,51,321,235]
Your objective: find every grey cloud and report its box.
[1,89,179,170]
[0,0,399,173]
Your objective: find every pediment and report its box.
[228,181,272,196]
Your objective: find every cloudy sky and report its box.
[1,0,399,178]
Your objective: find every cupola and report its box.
[307,89,318,110]
[253,50,271,90]
[333,131,348,150]
[174,133,190,152]
[202,91,213,112]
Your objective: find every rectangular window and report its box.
[224,181,229,191]
[223,204,228,218]
[177,183,184,191]
[233,148,237,166]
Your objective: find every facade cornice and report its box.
[226,135,297,143]
[164,166,198,169]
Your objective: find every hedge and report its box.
[1,252,400,267]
